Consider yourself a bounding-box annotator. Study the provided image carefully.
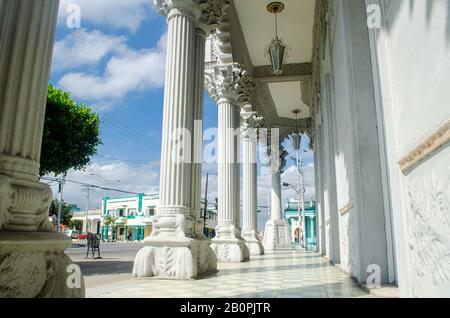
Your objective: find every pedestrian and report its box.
[127,230,132,241]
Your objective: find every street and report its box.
[66,242,144,289]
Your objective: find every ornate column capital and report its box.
[235,71,256,106]
[154,0,202,20]
[155,0,228,30]
[241,110,258,139]
[205,63,255,105]
[197,0,229,33]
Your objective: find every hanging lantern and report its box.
[291,109,302,150]
[265,2,290,75]
[268,38,286,75]
[291,132,301,151]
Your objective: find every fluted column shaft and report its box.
[217,97,240,229]
[205,63,250,262]
[0,0,85,297]
[271,172,282,220]
[155,7,198,238]
[234,107,241,233]
[242,127,257,234]
[191,28,207,238]
[0,0,59,181]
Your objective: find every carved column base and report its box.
[242,230,264,256]
[263,219,291,251]
[0,232,85,298]
[210,223,250,262]
[132,238,217,280]
[210,239,250,263]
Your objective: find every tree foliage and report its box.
[48,199,73,227]
[40,84,102,176]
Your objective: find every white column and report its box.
[263,136,291,251]
[133,0,223,279]
[241,111,264,255]
[0,0,85,297]
[191,27,207,239]
[205,63,251,262]
[234,106,241,234]
[270,173,282,220]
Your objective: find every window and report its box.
[107,210,117,217]
[118,208,125,217]
[127,208,136,217]
[145,207,155,217]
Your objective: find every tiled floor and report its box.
[86,249,371,298]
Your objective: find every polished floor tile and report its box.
[86,249,372,298]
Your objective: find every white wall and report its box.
[368,0,450,297]
[316,0,390,283]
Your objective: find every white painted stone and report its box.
[0,0,84,298]
[263,172,291,250]
[205,63,254,262]
[241,110,264,255]
[365,0,450,297]
[133,0,228,279]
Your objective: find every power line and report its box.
[95,154,160,166]
[41,176,146,196]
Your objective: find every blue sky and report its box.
[49,0,315,231]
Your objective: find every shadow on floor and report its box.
[76,260,134,276]
[213,262,330,277]
[231,282,369,298]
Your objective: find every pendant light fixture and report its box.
[265,2,290,75]
[291,109,301,151]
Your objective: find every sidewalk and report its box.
[81,249,373,298]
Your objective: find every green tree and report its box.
[103,215,118,241]
[69,220,83,231]
[40,84,102,176]
[48,199,73,227]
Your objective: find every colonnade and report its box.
[0,1,293,299]
[133,0,291,277]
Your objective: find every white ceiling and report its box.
[268,82,310,119]
[234,0,316,67]
[233,0,316,121]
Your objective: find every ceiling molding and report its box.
[254,82,312,140]
[253,63,312,83]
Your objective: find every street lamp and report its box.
[283,182,303,246]
[287,108,307,248]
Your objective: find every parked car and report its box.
[65,229,79,239]
[78,233,88,240]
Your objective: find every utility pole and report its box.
[82,185,92,234]
[295,151,301,245]
[299,153,306,248]
[56,172,67,232]
[203,173,209,235]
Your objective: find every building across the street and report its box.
[284,199,317,251]
[71,207,102,234]
[100,194,218,242]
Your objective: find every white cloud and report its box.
[49,161,160,210]
[52,29,127,72]
[57,32,166,107]
[58,0,155,32]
